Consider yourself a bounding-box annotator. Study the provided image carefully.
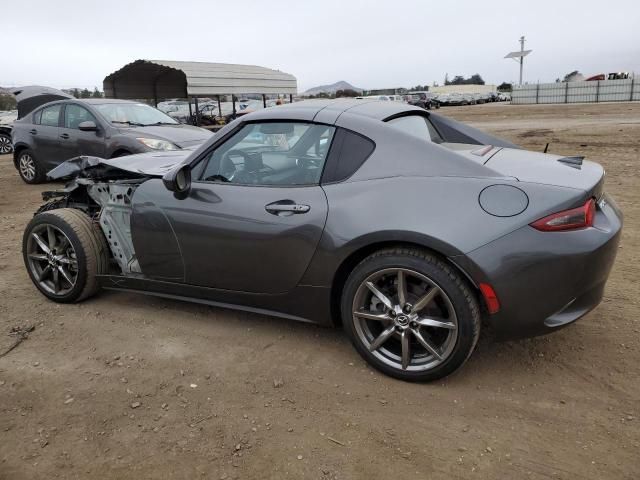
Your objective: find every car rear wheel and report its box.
[17,149,45,184]
[341,248,480,382]
[23,208,109,303]
[0,133,12,154]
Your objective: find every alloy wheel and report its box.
[352,268,458,372]
[19,153,36,181]
[0,135,11,154]
[26,223,78,295]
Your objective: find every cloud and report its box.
[3,0,639,92]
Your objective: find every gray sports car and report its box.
[22,99,622,381]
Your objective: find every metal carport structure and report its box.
[103,59,298,124]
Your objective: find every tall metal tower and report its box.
[505,36,532,85]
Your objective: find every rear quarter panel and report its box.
[301,176,588,287]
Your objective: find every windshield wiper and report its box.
[111,120,146,127]
[146,122,177,126]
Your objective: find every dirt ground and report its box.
[0,102,638,480]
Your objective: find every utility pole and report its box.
[519,36,525,86]
[505,37,532,86]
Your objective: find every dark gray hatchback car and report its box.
[12,98,212,183]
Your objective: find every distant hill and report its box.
[303,81,362,96]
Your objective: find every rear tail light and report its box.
[530,199,596,232]
[479,283,500,314]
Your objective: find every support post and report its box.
[519,36,525,86]
[630,77,635,102]
[232,95,237,118]
[565,82,569,103]
[194,97,199,126]
[217,96,222,118]
[289,94,293,104]
[519,57,524,86]
[535,83,539,104]
[262,94,267,108]
[188,98,193,125]
[596,80,600,103]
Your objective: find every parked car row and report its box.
[354,91,511,111]
[436,91,510,106]
[157,98,288,125]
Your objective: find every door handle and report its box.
[265,201,310,215]
[60,133,70,139]
[29,129,37,135]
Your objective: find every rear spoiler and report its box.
[557,156,584,169]
[429,113,521,149]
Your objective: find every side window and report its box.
[321,129,376,184]
[199,122,335,186]
[64,104,97,129]
[40,105,62,127]
[386,114,443,143]
[33,109,43,125]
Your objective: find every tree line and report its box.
[65,88,104,99]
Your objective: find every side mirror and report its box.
[162,164,191,195]
[78,121,98,132]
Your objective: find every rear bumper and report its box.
[453,193,622,339]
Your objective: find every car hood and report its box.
[13,86,73,119]
[118,124,212,148]
[47,150,192,180]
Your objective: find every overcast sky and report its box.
[3,0,639,92]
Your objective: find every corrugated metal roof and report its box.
[103,59,297,99]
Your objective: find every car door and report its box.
[131,121,335,294]
[58,103,106,160]
[30,104,63,169]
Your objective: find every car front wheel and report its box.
[23,208,109,303]
[341,248,480,382]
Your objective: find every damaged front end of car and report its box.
[38,153,189,275]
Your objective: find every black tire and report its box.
[111,150,131,158]
[23,208,109,303]
[17,148,46,184]
[0,132,12,155]
[341,248,480,382]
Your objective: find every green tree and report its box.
[446,74,486,86]
[336,89,359,98]
[497,82,512,92]
[92,88,103,98]
[469,74,485,85]
[80,88,91,98]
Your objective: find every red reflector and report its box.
[479,283,500,314]
[530,199,596,232]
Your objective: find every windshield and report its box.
[95,103,178,126]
